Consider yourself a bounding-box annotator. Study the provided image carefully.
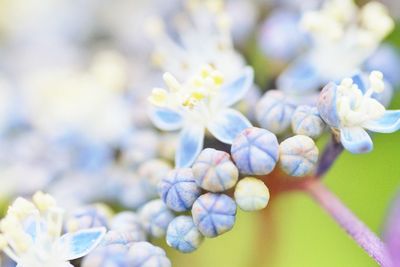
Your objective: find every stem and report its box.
[304,180,392,267]
[315,135,343,178]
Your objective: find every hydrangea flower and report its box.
[147,0,245,81]
[278,0,394,94]
[149,65,253,167]
[318,71,400,153]
[0,192,106,267]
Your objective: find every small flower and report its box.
[166,216,204,253]
[158,168,201,212]
[192,148,239,192]
[127,242,171,267]
[279,135,319,177]
[191,193,236,238]
[278,0,395,94]
[138,199,175,238]
[318,71,400,153]
[0,192,106,267]
[234,177,270,212]
[231,127,279,175]
[149,65,253,167]
[291,105,325,138]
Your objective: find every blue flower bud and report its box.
[191,193,236,238]
[158,168,201,212]
[82,244,129,267]
[234,177,270,211]
[192,148,239,192]
[127,242,171,267]
[231,127,279,175]
[279,135,319,177]
[166,215,204,253]
[291,105,325,138]
[317,83,340,128]
[102,230,142,246]
[110,212,146,242]
[138,199,175,238]
[255,90,296,134]
[66,204,111,232]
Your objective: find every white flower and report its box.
[147,0,245,82]
[149,65,253,167]
[0,192,105,267]
[318,71,400,153]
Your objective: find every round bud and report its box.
[66,204,111,232]
[110,212,146,242]
[158,168,201,212]
[191,193,236,238]
[82,244,129,267]
[138,159,172,189]
[231,127,279,175]
[255,90,296,134]
[166,216,204,253]
[192,148,239,192]
[127,242,171,267]
[279,135,319,177]
[138,199,175,238]
[234,177,270,211]
[102,230,143,246]
[291,105,325,138]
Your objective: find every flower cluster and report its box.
[0,0,399,266]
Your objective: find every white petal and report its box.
[207,108,252,144]
[340,127,373,154]
[363,110,400,133]
[58,227,106,261]
[149,107,183,131]
[176,125,205,167]
[218,67,254,107]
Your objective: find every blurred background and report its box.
[0,0,398,266]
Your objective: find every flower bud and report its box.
[166,216,204,253]
[191,193,236,238]
[192,148,238,192]
[158,168,201,212]
[291,105,325,138]
[234,177,270,212]
[138,199,175,238]
[279,135,319,177]
[231,127,279,175]
[128,242,171,267]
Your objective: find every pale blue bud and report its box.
[291,105,325,138]
[192,148,239,192]
[138,199,175,238]
[158,168,201,212]
[191,193,236,238]
[127,242,171,267]
[166,216,204,253]
[279,135,319,177]
[231,127,279,175]
[110,212,146,242]
[255,90,296,134]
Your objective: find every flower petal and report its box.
[56,227,107,261]
[58,227,106,261]
[218,67,254,107]
[207,108,252,144]
[363,110,400,133]
[277,56,322,95]
[340,127,373,154]
[149,107,183,131]
[176,125,205,168]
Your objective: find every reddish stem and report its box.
[304,180,393,267]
